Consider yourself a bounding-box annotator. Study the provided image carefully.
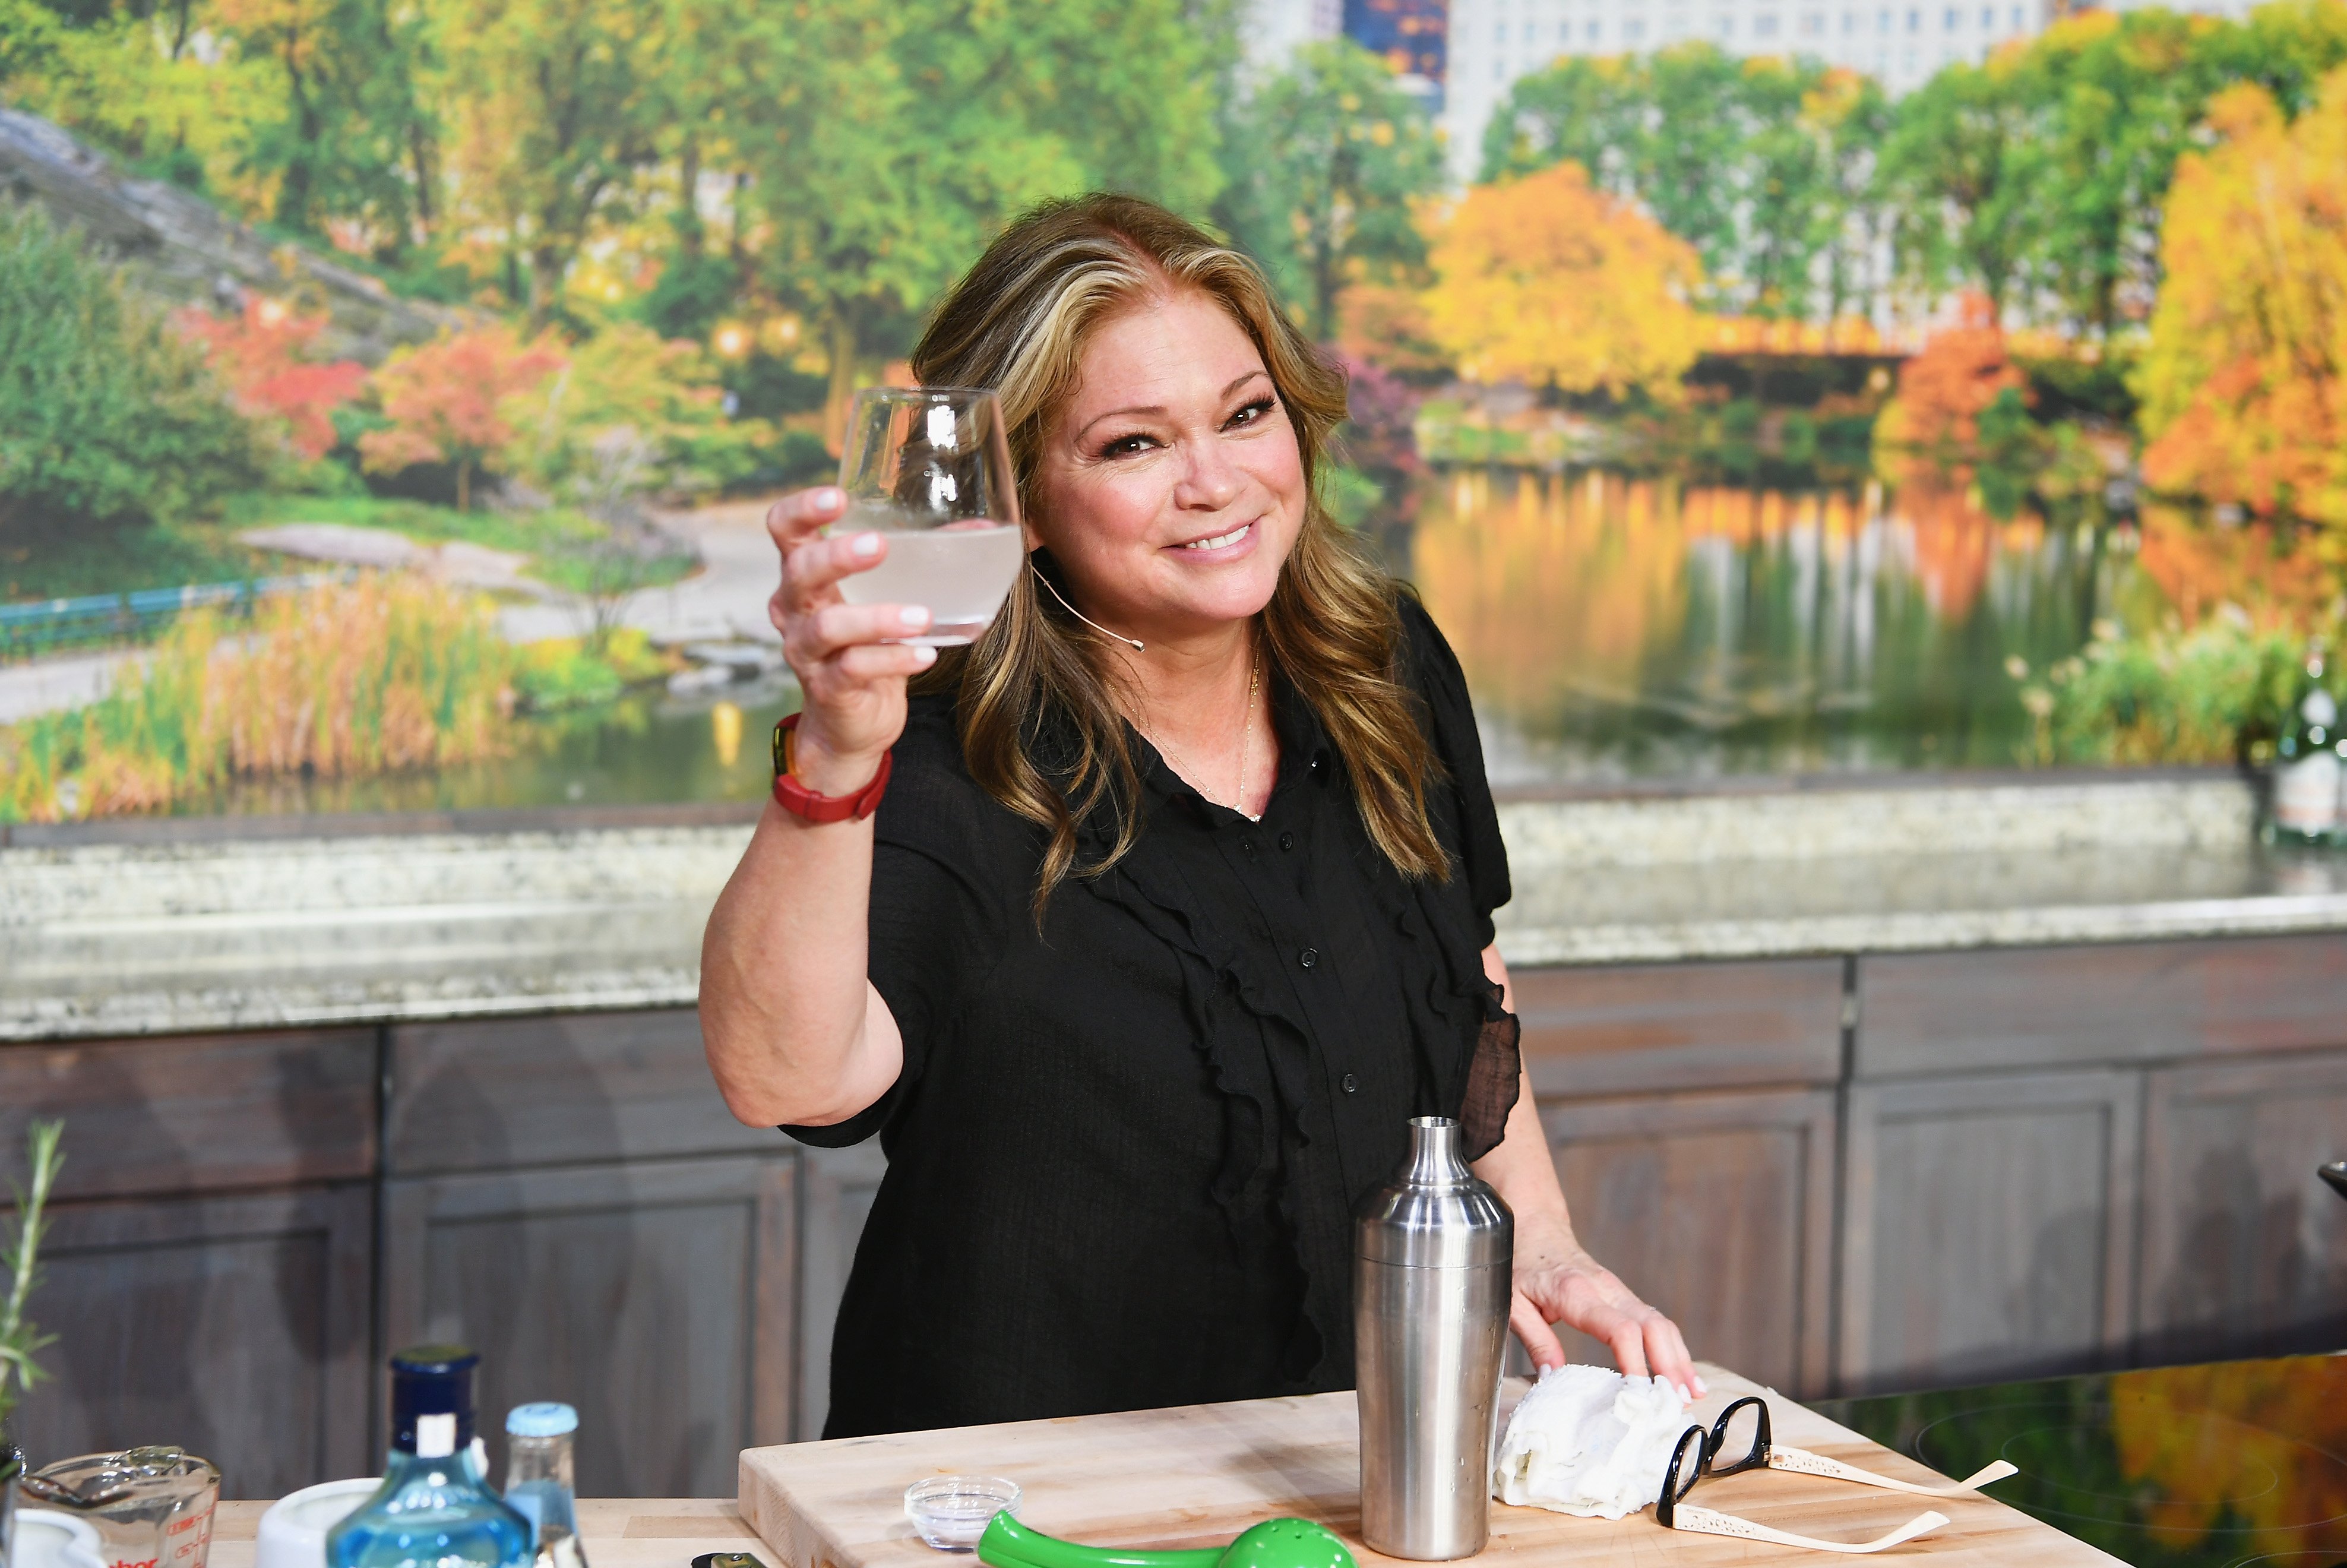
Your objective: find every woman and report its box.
[701,194,1697,1437]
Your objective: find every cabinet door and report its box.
[1840,1071,2141,1395]
[1536,1089,1837,1398]
[382,1155,794,1497]
[2139,1052,2347,1363]
[5,1186,371,1497]
[798,1142,888,1440]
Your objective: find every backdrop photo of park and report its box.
[2,0,2346,820]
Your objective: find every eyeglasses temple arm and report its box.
[1768,1447,2019,1497]
[1668,1505,1951,1554]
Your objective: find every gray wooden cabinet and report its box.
[6,1186,372,1498]
[6,932,2346,1489]
[381,1154,796,1498]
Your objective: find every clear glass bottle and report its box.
[327,1346,532,1568]
[2272,649,2342,846]
[502,1403,589,1568]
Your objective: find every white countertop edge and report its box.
[1496,892,2347,966]
[0,971,702,1042]
[10,892,2347,1042]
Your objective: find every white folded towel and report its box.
[1491,1364,1693,1520]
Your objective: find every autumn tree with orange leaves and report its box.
[178,298,366,460]
[358,326,565,510]
[1421,162,1704,400]
[2137,69,2347,532]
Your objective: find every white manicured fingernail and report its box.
[851,533,882,558]
[899,606,931,628]
[815,486,844,509]
[1694,1376,1709,1395]
[913,646,937,667]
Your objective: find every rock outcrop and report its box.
[0,104,460,363]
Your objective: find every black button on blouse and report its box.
[785,598,1519,1437]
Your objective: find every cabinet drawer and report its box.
[1858,935,2347,1076]
[1516,958,1845,1098]
[387,1009,769,1173]
[0,1029,376,1199]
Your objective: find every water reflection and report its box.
[1407,467,2151,784]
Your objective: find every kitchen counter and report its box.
[742,1364,2123,1565]
[5,772,2345,1040]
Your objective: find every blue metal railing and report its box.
[0,573,350,659]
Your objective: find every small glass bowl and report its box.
[903,1475,1021,1553]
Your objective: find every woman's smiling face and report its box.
[1030,287,1308,644]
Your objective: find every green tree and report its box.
[1215,39,1445,342]
[734,0,1228,442]
[1483,45,1870,320]
[428,0,671,327]
[220,0,439,249]
[1877,56,2042,323]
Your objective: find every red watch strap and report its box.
[770,713,892,823]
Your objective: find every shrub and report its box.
[0,201,262,533]
[0,576,515,823]
[2012,612,2308,767]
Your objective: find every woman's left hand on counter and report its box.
[1509,1212,1704,1401]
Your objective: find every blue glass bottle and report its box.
[328,1346,532,1568]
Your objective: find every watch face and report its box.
[773,718,790,777]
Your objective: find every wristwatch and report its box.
[770,713,893,823]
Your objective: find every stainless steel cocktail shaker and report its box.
[1353,1115,1514,1561]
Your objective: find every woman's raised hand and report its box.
[766,486,936,795]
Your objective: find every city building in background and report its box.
[1443,0,2044,175]
[1437,0,2261,181]
[1346,0,1451,106]
[1239,0,1343,75]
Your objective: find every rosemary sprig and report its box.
[1,1118,65,1438]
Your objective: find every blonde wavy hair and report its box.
[911,193,1444,912]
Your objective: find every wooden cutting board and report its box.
[739,1364,2124,1566]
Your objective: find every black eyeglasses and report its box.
[1652,1395,2017,1554]
[1656,1396,1774,1526]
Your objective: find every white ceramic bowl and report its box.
[255,1478,382,1568]
[13,1509,109,1568]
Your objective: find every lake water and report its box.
[162,465,2193,817]
[1407,467,2155,785]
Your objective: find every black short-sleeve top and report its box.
[785,595,1519,1437]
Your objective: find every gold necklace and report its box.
[1140,647,1263,820]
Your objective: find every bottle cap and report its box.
[390,1343,479,1458]
[507,1402,580,1437]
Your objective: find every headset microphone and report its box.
[1030,561,1144,651]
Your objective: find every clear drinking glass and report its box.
[828,387,1024,646]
